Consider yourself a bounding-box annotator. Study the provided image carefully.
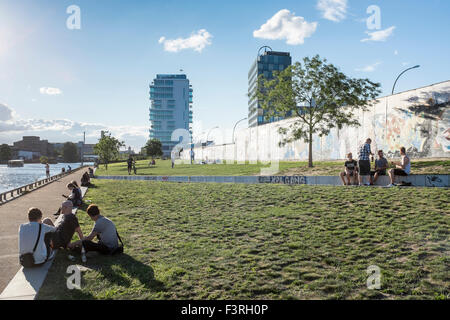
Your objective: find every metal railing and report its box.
[0,166,88,204]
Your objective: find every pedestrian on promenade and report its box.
[357,138,374,186]
[45,163,50,179]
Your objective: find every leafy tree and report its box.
[0,144,12,161]
[255,55,381,167]
[93,131,124,170]
[40,156,49,164]
[63,142,79,163]
[144,139,163,159]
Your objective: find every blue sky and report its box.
[1,0,449,151]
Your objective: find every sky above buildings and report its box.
[0,0,449,151]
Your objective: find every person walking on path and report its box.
[357,138,374,186]
[45,163,50,179]
[127,156,133,175]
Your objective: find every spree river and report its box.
[0,163,94,194]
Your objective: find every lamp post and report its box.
[392,65,420,95]
[386,65,420,151]
[206,126,219,144]
[232,117,247,144]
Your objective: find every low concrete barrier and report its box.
[0,166,89,204]
[95,174,449,187]
[0,187,88,300]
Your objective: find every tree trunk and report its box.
[308,130,313,168]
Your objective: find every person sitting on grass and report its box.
[19,208,56,267]
[44,201,84,250]
[63,182,82,207]
[81,171,91,186]
[369,150,389,185]
[340,153,359,186]
[69,204,119,255]
[387,147,411,187]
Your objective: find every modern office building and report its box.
[248,48,292,127]
[149,74,193,156]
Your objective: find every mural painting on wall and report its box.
[388,96,450,158]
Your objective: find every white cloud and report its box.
[0,105,148,152]
[355,62,382,72]
[394,50,399,55]
[0,103,14,121]
[158,29,213,53]
[402,62,410,66]
[361,26,396,42]
[317,0,348,22]
[253,9,318,45]
[40,87,63,95]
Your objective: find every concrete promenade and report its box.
[0,169,87,293]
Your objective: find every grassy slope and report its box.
[38,180,449,300]
[95,159,450,177]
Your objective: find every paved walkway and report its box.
[0,169,87,293]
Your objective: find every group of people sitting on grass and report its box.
[340,138,411,187]
[18,176,122,268]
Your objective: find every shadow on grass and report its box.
[87,253,165,292]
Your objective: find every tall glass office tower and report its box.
[248,49,292,127]
[149,74,193,157]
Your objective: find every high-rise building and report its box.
[149,74,193,156]
[248,49,292,127]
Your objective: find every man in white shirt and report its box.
[19,208,56,266]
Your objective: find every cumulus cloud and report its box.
[158,29,213,53]
[253,9,318,45]
[40,87,63,95]
[0,105,148,152]
[317,0,347,22]
[0,103,14,121]
[361,26,396,42]
[355,62,382,72]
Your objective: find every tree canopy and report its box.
[144,139,163,159]
[255,55,381,167]
[93,131,124,170]
[63,142,79,163]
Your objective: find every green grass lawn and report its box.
[38,179,449,300]
[95,159,450,177]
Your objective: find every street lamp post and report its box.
[232,117,247,144]
[386,65,420,151]
[392,65,420,95]
[206,126,219,144]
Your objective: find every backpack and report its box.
[110,231,124,255]
[19,224,42,268]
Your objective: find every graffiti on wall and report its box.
[258,176,307,185]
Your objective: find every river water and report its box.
[0,163,94,194]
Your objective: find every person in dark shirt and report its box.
[81,171,91,186]
[340,153,359,185]
[127,156,133,175]
[369,150,389,185]
[63,183,82,207]
[45,201,84,249]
